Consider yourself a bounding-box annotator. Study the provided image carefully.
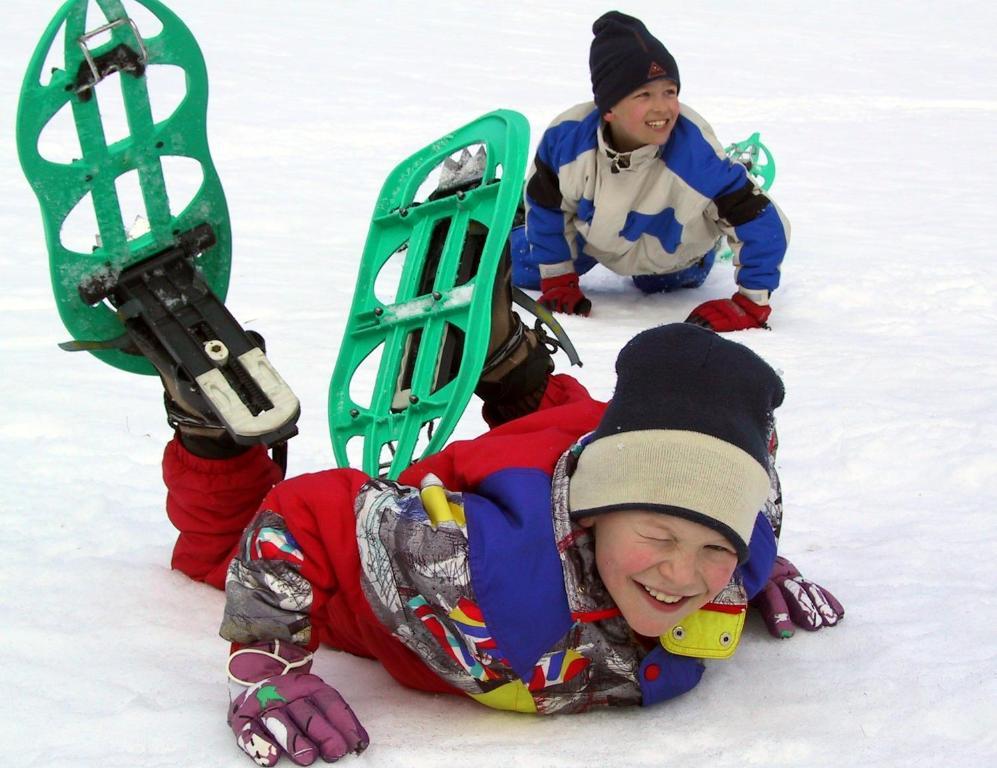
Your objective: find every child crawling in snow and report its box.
[513,11,790,332]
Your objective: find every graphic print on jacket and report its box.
[353,457,709,714]
[221,510,313,647]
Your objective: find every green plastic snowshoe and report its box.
[724,131,776,192]
[328,109,530,479]
[717,131,777,263]
[17,0,299,447]
[17,0,231,375]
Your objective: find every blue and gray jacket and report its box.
[525,102,790,303]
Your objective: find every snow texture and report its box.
[2,1,996,766]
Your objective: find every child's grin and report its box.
[603,78,680,152]
[581,510,738,637]
[641,582,692,610]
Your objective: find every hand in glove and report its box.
[750,556,845,639]
[228,641,368,766]
[539,273,592,316]
[686,292,770,331]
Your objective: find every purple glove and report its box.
[750,556,844,638]
[227,641,368,766]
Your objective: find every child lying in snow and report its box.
[151,260,841,765]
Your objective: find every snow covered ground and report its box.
[3,1,996,766]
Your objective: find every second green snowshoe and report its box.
[328,110,533,479]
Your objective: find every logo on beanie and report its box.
[647,61,667,79]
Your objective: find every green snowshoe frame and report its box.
[17,0,230,375]
[724,131,776,192]
[717,131,777,263]
[329,110,530,479]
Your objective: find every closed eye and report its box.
[706,544,736,555]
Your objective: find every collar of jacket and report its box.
[550,449,621,619]
[597,121,663,174]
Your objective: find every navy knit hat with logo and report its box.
[568,323,784,562]
[590,11,680,114]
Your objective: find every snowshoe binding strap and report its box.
[511,287,582,368]
[94,224,299,447]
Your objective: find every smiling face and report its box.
[580,510,738,638]
[603,78,680,152]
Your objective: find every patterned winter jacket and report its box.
[525,101,790,303]
[166,375,779,714]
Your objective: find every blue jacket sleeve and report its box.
[524,113,600,270]
[663,116,788,294]
[638,644,705,706]
[524,140,572,267]
[737,511,778,599]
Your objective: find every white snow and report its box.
[3,1,996,766]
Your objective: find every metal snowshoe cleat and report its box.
[434,146,488,198]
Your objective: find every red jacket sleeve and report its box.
[163,439,284,589]
[401,373,606,491]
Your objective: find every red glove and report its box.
[686,292,771,331]
[538,273,591,316]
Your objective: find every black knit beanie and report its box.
[590,11,680,114]
[568,324,784,562]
